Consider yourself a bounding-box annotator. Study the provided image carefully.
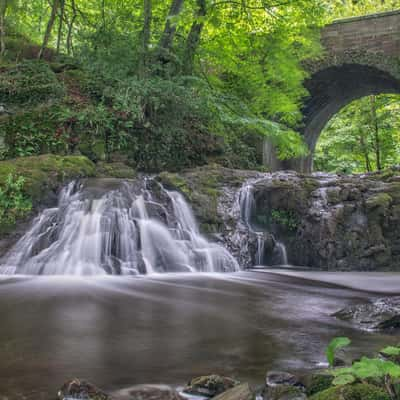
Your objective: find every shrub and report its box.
[0,174,32,232]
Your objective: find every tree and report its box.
[0,0,8,57]
[38,0,60,59]
[182,0,206,75]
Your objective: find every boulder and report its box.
[266,371,302,388]
[58,378,110,400]
[183,375,239,398]
[334,297,400,331]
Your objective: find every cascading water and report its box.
[0,179,239,275]
[237,177,289,266]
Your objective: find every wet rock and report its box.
[183,375,239,398]
[266,371,302,388]
[113,384,184,400]
[58,378,109,400]
[264,372,305,400]
[212,383,253,400]
[334,297,400,331]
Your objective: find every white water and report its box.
[238,177,289,266]
[0,180,239,275]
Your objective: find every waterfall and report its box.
[0,179,239,276]
[237,177,289,266]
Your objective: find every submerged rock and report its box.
[334,297,400,331]
[183,375,239,398]
[58,378,109,400]
[113,384,184,400]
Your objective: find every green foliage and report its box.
[0,174,32,231]
[0,60,64,106]
[270,209,299,232]
[326,337,351,367]
[381,346,400,357]
[315,95,400,173]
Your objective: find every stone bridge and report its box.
[264,10,400,172]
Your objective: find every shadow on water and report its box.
[0,271,399,398]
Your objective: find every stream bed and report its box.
[0,270,399,398]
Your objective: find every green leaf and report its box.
[381,346,400,356]
[326,337,351,367]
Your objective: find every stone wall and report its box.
[322,11,400,56]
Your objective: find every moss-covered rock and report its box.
[365,193,392,212]
[305,374,334,397]
[96,162,136,179]
[0,155,95,235]
[309,384,390,400]
[0,60,64,107]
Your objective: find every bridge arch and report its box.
[266,10,400,173]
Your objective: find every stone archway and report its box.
[264,10,400,173]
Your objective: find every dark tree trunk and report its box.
[157,0,184,57]
[56,0,65,54]
[139,0,152,78]
[182,0,206,75]
[370,95,382,171]
[66,0,77,55]
[359,133,372,172]
[38,0,60,59]
[0,0,7,57]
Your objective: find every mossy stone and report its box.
[309,384,390,400]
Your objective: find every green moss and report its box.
[0,154,95,200]
[309,384,390,400]
[365,193,392,211]
[306,374,334,397]
[0,155,95,234]
[158,172,192,197]
[1,104,68,158]
[96,162,136,179]
[0,61,64,107]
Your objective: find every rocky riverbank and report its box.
[159,165,400,271]
[58,367,395,400]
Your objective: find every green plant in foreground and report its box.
[0,174,32,230]
[326,338,400,399]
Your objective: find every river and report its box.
[0,270,399,398]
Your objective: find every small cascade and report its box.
[276,241,288,265]
[236,176,289,266]
[0,179,239,275]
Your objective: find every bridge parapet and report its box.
[323,10,400,56]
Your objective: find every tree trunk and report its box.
[56,0,65,55]
[157,0,184,57]
[370,95,382,171]
[38,0,60,59]
[66,0,77,55]
[359,132,372,172]
[139,0,152,78]
[182,0,206,75]
[0,0,7,58]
